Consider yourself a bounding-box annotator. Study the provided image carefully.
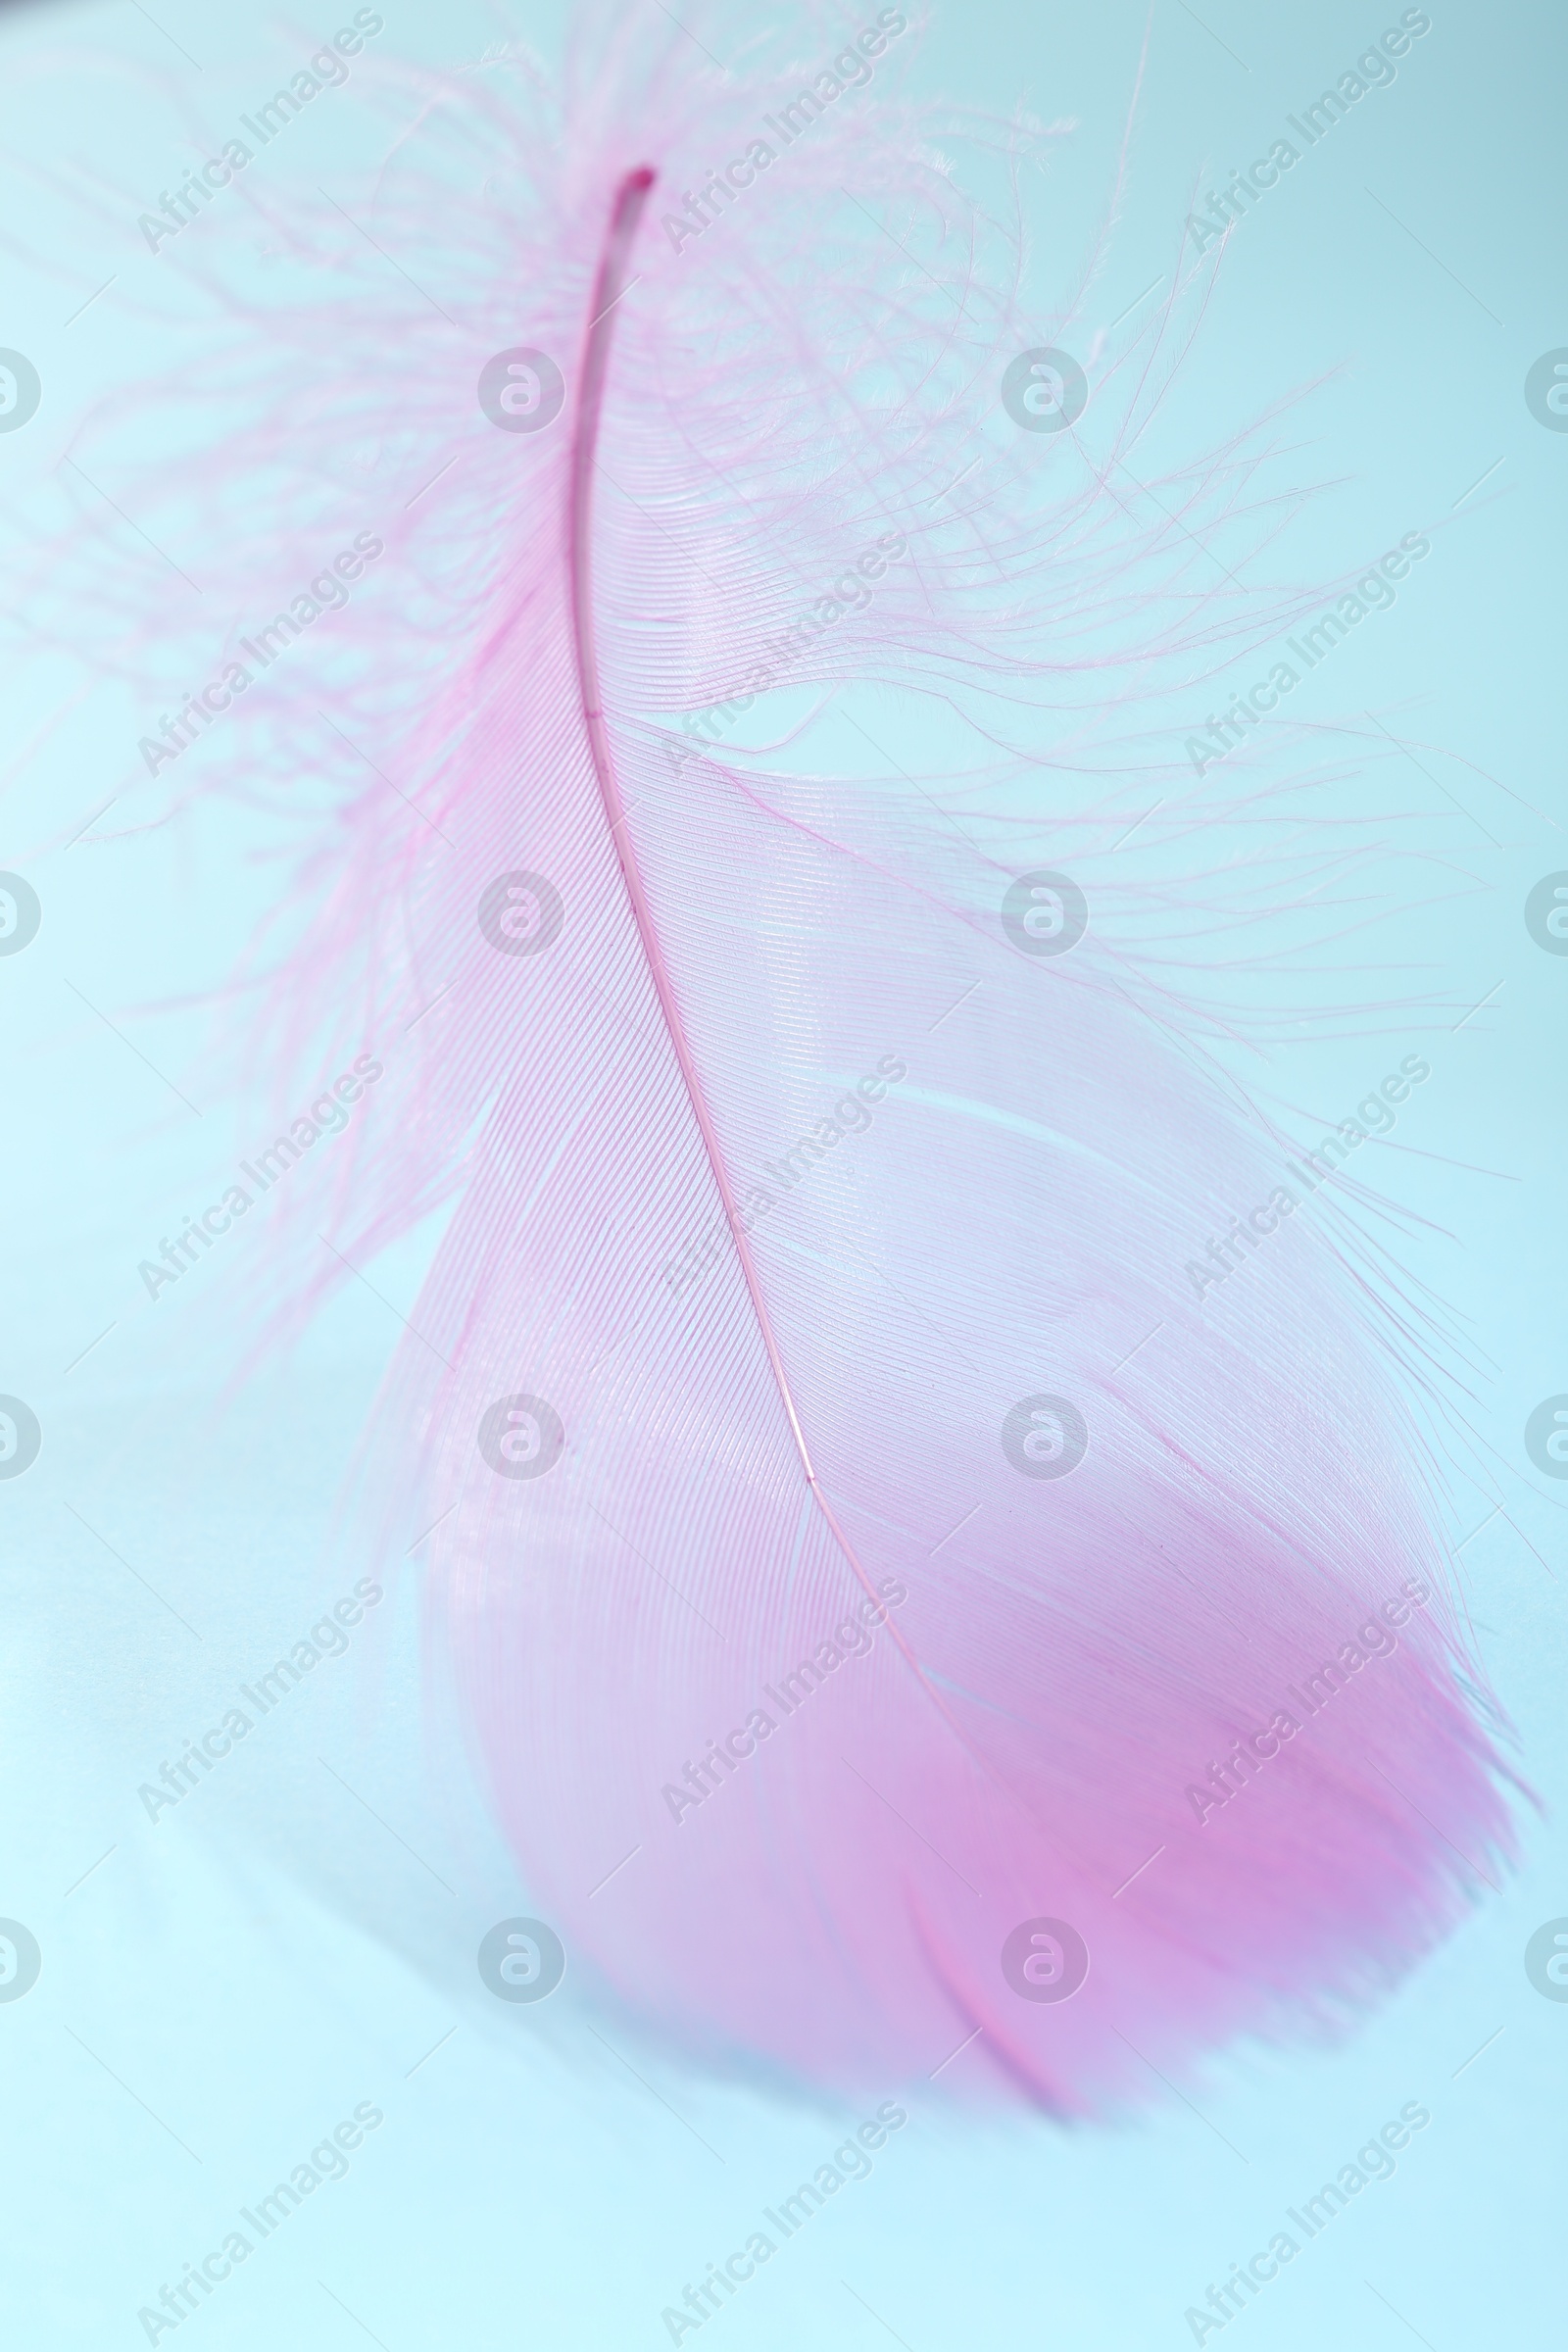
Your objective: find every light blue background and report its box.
[0,1,1563,2346]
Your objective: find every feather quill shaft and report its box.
[568,164,907,1651]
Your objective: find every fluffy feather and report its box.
[59,2,1517,2111]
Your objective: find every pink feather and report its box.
[66,3,1517,2112]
